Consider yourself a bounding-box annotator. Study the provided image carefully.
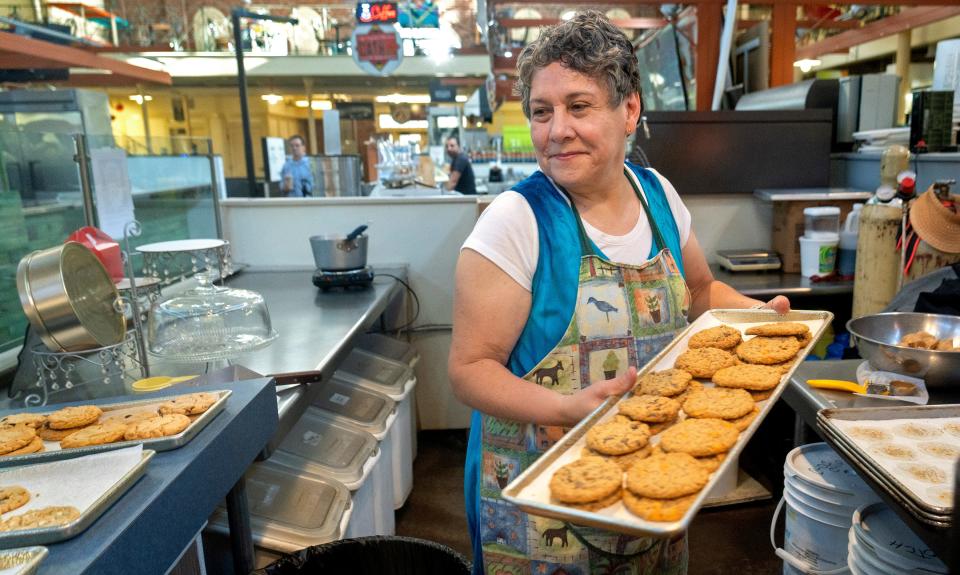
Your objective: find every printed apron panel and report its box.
[478,250,690,574]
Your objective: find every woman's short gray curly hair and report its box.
[515,10,642,119]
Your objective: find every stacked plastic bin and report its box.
[355,333,420,460]
[334,347,417,508]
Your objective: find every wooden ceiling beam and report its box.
[737,18,860,30]
[0,30,171,84]
[796,5,960,59]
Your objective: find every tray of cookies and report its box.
[817,405,960,526]
[502,308,832,537]
[0,546,47,574]
[0,446,152,548]
[0,391,230,468]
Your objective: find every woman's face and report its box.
[528,62,640,195]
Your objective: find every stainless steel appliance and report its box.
[837,74,901,147]
[310,225,374,290]
[311,154,363,196]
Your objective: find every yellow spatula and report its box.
[806,379,868,394]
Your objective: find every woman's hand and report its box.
[760,295,791,314]
[557,366,637,425]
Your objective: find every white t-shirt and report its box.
[462,168,691,291]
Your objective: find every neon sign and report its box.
[356,2,399,24]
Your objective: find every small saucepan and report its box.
[16,242,127,352]
[310,225,369,271]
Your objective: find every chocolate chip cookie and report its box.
[549,457,623,504]
[675,347,738,379]
[659,418,739,457]
[626,452,709,498]
[736,337,800,365]
[745,322,810,337]
[682,387,754,420]
[622,489,696,522]
[687,325,742,350]
[712,364,783,391]
[618,395,681,423]
[123,414,191,440]
[47,406,102,430]
[585,419,650,455]
[635,369,692,397]
[158,392,218,416]
[60,422,127,449]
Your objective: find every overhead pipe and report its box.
[711,0,738,111]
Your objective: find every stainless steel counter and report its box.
[225,268,405,452]
[710,264,854,297]
[785,360,958,562]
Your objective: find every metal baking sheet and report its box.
[0,546,47,574]
[0,391,230,469]
[818,405,960,518]
[0,450,154,548]
[817,423,951,527]
[502,308,833,537]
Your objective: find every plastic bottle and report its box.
[879,144,910,189]
[838,203,863,278]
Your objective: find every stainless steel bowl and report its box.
[16,242,126,352]
[309,234,368,271]
[847,312,960,388]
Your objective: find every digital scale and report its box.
[716,250,782,272]
[312,266,375,290]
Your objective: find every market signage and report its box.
[356,2,398,24]
[351,23,404,76]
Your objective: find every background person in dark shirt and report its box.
[445,136,476,195]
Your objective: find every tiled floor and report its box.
[396,428,787,574]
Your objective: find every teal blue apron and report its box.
[464,163,691,574]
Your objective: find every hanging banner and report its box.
[352,23,404,76]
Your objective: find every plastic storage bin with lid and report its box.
[271,407,391,538]
[335,348,416,509]
[355,333,421,461]
[205,461,352,572]
[310,376,398,535]
[799,207,840,278]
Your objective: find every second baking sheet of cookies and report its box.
[503,308,832,537]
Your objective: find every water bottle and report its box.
[838,204,863,277]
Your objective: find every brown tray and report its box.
[0,391,230,468]
[502,308,833,537]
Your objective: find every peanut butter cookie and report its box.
[37,422,85,442]
[618,395,681,423]
[100,407,160,428]
[0,506,80,531]
[687,325,742,350]
[0,486,30,514]
[647,417,679,436]
[729,405,760,431]
[675,347,738,379]
[3,436,44,457]
[736,337,800,365]
[123,414,191,440]
[696,452,727,473]
[672,381,704,406]
[47,406,102,430]
[564,488,622,511]
[626,452,709,499]
[745,322,810,337]
[549,457,623,504]
[682,387,754,420]
[660,418,739,457]
[622,489,696,522]
[749,389,775,402]
[158,392,218,416]
[60,422,127,449]
[585,419,650,455]
[0,414,47,429]
[582,444,652,471]
[0,425,37,455]
[712,364,783,391]
[635,369,692,397]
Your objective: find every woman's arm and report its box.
[682,232,790,319]
[448,249,635,427]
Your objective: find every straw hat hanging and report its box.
[909,188,960,254]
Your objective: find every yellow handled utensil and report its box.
[806,379,868,394]
[132,375,198,392]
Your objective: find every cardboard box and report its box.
[772,200,860,273]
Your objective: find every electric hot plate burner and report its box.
[312,266,375,291]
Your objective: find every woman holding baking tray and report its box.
[448,11,790,574]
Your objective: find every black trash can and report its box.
[253,536,471,575]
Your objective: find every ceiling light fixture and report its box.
[793,59,822,73]
[503,50,513,58]
[128,95,153,104]
[455,95,468,102]
[294,100,334,110]
[375,93,432,104]
[261,94,284,105]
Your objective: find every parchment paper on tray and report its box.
[0,446,144,534]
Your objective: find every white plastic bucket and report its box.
[799,235,839,278]
[772,443,878,575]
[848,503,948,574]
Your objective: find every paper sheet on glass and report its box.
[0,445,143,520]
[89,147,135,240]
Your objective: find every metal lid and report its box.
[272,407,377,489]
[785,443,868,494]
[335,348,413,399]
[855,502,948,572]
[219,461,350,552]
[356,333,418,366]
[311,376,395,438]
